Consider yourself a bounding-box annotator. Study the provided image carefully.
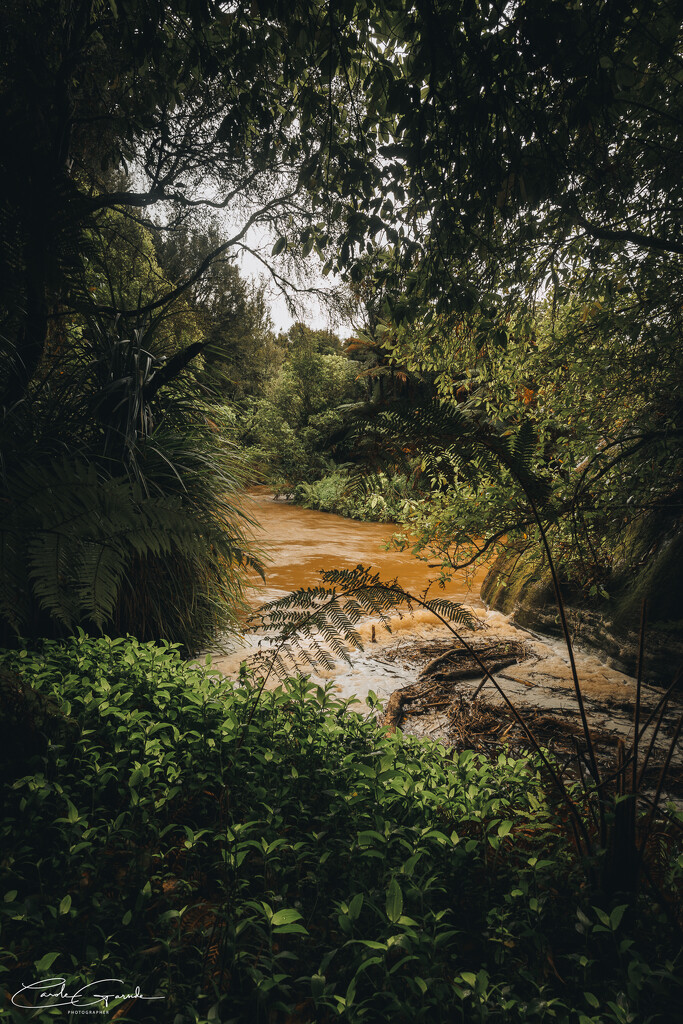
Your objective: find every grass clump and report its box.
[0,636,681,1022]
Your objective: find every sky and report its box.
[231,221,357,337]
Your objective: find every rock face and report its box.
[480,537,683,685]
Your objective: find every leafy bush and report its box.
[1,637,681,1023]
[295,468,417,523]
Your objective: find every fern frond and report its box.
[247,564,480,686]
[0,454,255,645]
[76,542,128,629]
[346,395,553,507]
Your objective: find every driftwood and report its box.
[419,639,527,676]
[419,645,499,678]
[383,660,522,732]
[424,657,519,686]
[382,639,530,733]
[383,681,429,733]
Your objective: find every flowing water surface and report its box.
[241,488,489,607]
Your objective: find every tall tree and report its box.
[154,222,280,398]
[0,0,369,402]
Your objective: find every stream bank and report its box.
[481,540,683,684]
[206,492,682,784]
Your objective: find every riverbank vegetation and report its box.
[2,0,680,650]
[2,637,682,1023]
[370,294,683,671]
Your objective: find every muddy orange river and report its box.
[200,487,679,782]
[241,488,489,607]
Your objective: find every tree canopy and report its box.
[353,0,683,313]
[2,0,680,347]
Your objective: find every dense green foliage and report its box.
[0,290,258,651]
[0,0,356,644]
[243,325,364,487]
[293,468,416,523]
[342,0,683,319]
[363,297,682,632]
[2,637,681,1022]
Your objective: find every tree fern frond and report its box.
[346,394,553,506]
[0,454,254,645]
[246,564,481,688]
[76,542,127,629]
[27,531,80,627]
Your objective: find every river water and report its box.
[210,487,488,697]
[240,488,490,607]
[206,491,681,767]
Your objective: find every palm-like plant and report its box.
[0,315,260,653]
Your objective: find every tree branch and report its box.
[573,212,683,257]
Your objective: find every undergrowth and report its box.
[293,468,415,523]
[0,636,681,1022]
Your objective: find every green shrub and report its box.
[0,636,681,1022]
[295,468,416,522]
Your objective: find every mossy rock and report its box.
[480,544,552,615]
[612,530,683,630]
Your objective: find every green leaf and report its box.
[593,906,610,927]
[358,829,385,845]
[271,237,287,256]
[34,952,60,973]
[386,877,403,924]
[273,922,308,935]
[422,829,449,844]
[585,991,600,1008]
[271,908,303,927]
[497,819,513,837]
[59,895,71,915]
[348,893,364,921]
[609,904,628,930]
[401,852,422,876]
